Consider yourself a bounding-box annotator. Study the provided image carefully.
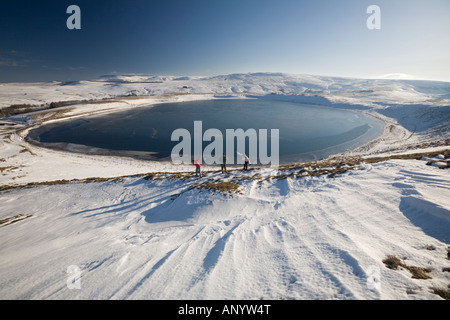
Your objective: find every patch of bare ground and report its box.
[432,287,450,300]
[2,148,448,193]
[0,214,33,227]
[383,254,450,300]
[0,176,125,193]
[190,181,242,195]
[382,256,433,280]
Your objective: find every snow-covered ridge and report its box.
[0,73,449,300]
[1,72,449,109]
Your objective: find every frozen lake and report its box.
[27,99,385,164]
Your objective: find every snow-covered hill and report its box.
[2,72,450,109]
[0,73,449,300]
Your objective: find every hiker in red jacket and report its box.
[192,158,202,177]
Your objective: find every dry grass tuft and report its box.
[191,181,242,195]
[432,287,450,300]
[382,256,432,280]
[0,214,33,227]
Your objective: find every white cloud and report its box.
[377,73,417,80]
[0,58,22,67]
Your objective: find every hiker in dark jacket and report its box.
[221,153,227,173]
[243,153,249,171]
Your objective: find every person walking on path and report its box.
[221,153,227,173]
[192,158,202,177]
[243,153,249,171]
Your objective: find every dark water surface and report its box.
[27,99,385,164]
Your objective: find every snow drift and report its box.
[0,73,449,300]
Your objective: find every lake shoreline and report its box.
[23,97,387,166]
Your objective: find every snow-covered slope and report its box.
[0,158,449,299]
[0,73,449,300]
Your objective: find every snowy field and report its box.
[0,73,449,300]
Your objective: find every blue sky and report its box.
[1,0,449,82]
